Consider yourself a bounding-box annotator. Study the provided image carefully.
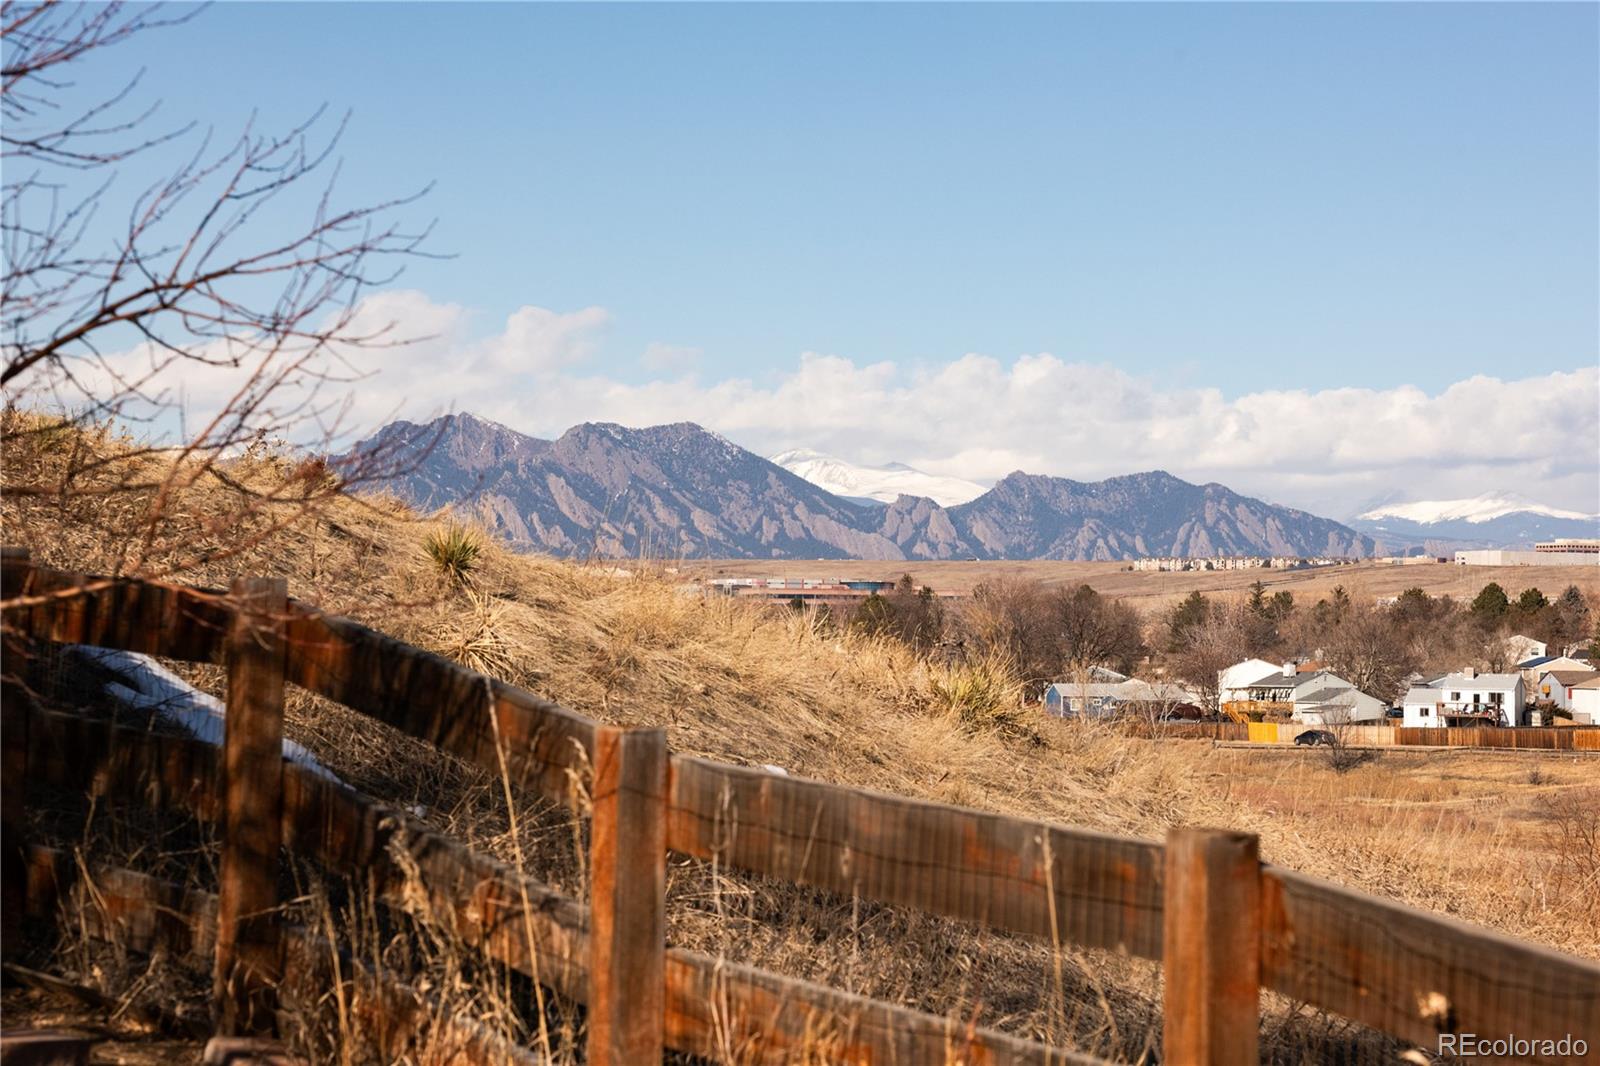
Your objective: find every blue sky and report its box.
[17,2,1600,516]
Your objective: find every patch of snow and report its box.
[770,449,987,507]
[1358,492,1597,525]
[65,646,341,782]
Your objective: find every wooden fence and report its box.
[1199,720,1600,750]
[3,548,1598,1065]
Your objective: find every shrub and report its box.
[930,656,1028,737]
[423,523,483,583]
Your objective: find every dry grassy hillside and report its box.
[5,424,1598,1062]
[685,557,1600,609]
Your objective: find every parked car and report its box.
[1295,729,1337,747]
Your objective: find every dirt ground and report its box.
[679,558,1600,609]
[0,984,204,1065]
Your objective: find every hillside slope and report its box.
[4,422,1587,959]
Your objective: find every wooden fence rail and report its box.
[4,552,1599,1065]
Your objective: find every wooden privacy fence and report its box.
[3,549,1599,1065]
[1200,721,1600,750]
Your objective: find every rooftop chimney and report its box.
[1463,666,1477,679]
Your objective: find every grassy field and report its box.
[681,557,1600,609]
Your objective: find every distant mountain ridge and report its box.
[343,414,1376,561]
[1358,492,1594,525]
[769,448,987,507]
[1350,492,1599,554]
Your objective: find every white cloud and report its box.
[29,289,1598,519]
[640,342,702,373]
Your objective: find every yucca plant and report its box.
[929,655,1028,736]
[423,523,483,584]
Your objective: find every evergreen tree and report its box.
[1555,585,1591,646]
[1470,582,1509,621]
[1516,587,1549,613]
[1166,591,1209,651]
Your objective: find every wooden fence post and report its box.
[1,546,32,959]
[215,576,288,1035]
[1163,827,1260,1065]
[588,725,666,1066]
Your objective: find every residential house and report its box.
[1231,668,1385,724]
[1218,658,1280,711]
[1044,679,1202,720]
[1532,669,1600,715]
[1503,635,1547,665]
[1568,676,1600,726]
[1517,654,1594,693]
[1401,671,1525,728]
[1228,669,1301,719]
[1401,687,1444,729]
[1291,678,1388,725]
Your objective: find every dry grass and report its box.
[682,557,1600,610]
[6,421,1598,1062]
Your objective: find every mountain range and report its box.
[768,449,987,507]
[342,413,1376,561]
[1350,493,1599,554]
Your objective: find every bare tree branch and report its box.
[2,0,447,587]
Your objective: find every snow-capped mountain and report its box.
[769,448,987,507]
[1358,492,1593,525]
[1352,492,1599,553]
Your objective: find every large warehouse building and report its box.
[1455,539,1600,566]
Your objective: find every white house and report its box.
[1532,669,1600,714]
[1403,671,1525,728]
[1290,677,1388,725]
[1218,658,1280,710]
[1402,687,1445,728]
[1569,677,1600,726]
[1503,635,1547,665]
[1044,679,1201,719]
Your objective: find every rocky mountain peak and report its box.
[348,415,1376,561]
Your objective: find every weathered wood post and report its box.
[215,576,288,1035]
[588,725,667,1065]
[1,546,33,958]
[1163,827,1261,1065]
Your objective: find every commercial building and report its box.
[1535,539,1599,554]
[1453,548,1599,566]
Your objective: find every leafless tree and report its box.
[1321,599,1413,704]
[1169,601,1249,716]
[1317,701,1378,773]
[2,1,442,592]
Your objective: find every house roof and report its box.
[1403,687,1439,705]
[1244,672,1298,690]
[1573,676,1600,690]
[1519,655,1557,669]
[1047,680,1197,703]
[1297,686,1363,705]
[1220,659,1280,687]
[1431,672,1522,692]
[1540,669,1600,687]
